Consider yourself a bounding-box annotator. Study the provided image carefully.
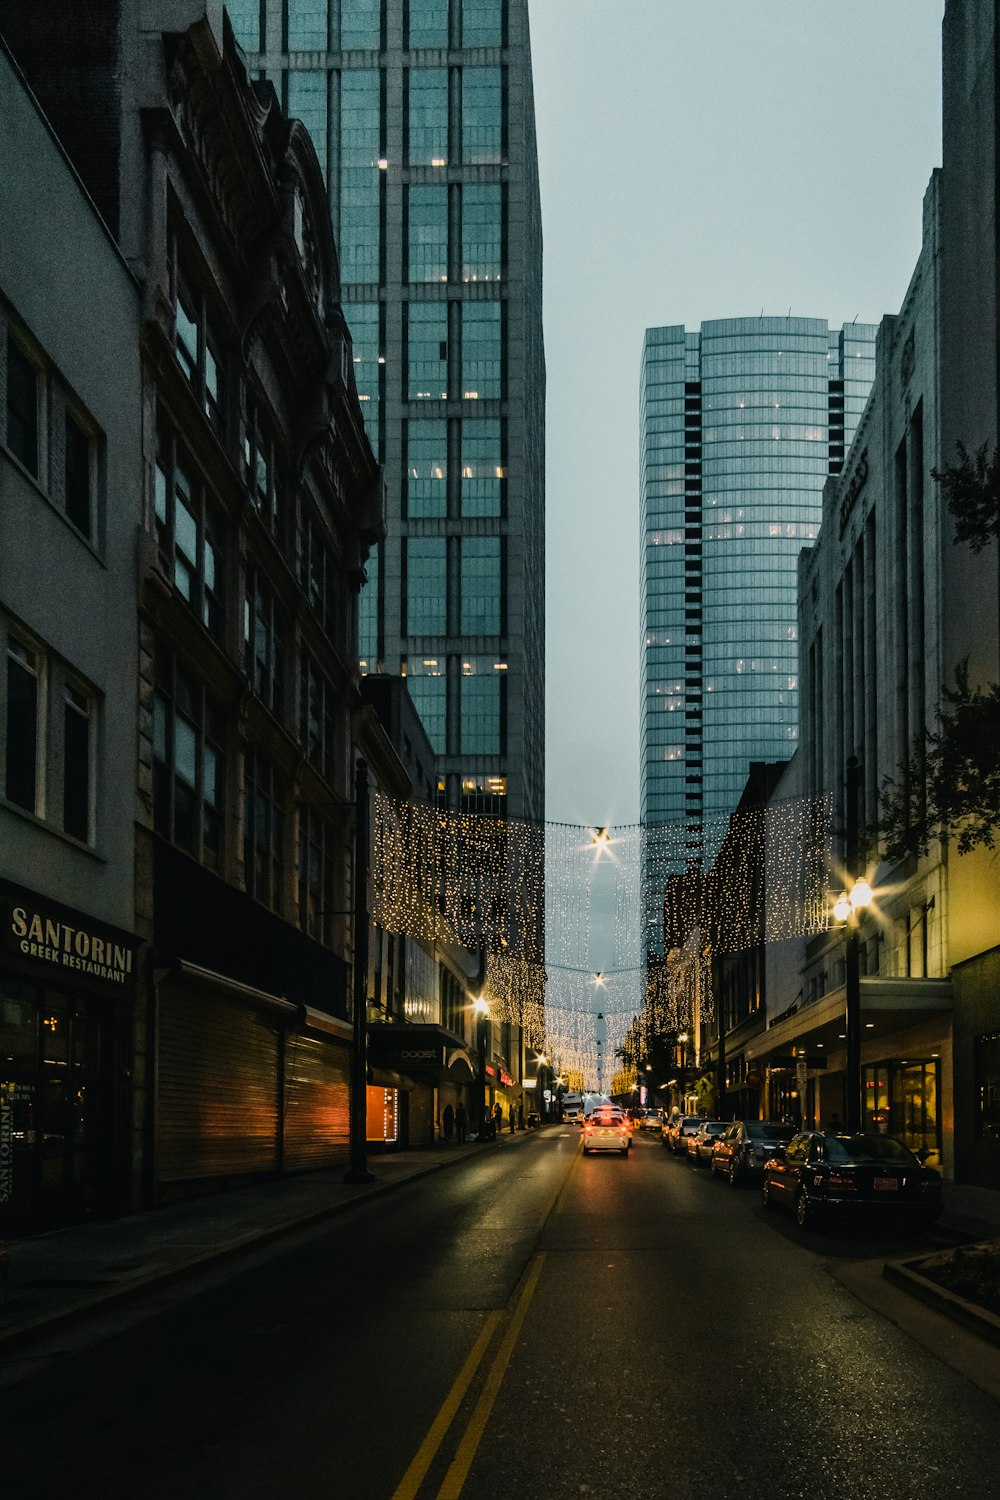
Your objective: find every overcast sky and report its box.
[531,1,945,843]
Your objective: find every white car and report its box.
[582,1107,631,1155]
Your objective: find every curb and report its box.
[0,1131,537,1354]
[883,1258,1000,1350]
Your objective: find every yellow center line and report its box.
[433,1253,547,1500]
[389,1309,503,1500]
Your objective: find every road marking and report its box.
[433,1254,546,1500]
[389,1310,502,1500]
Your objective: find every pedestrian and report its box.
[508,1103,516,1134]
[493,1101,503,1137]
[443,1103,454,1140]
[455,1101,468,1144]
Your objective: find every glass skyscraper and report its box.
[640,316,876,865]
[229,0,545,825]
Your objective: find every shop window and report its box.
[153,651,226,870]
[975,1032,1000,1141]
[155,427,225,640]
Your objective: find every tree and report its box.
[879,440,1000,857]
[931,441,1000,552]
[880,662,1000,858]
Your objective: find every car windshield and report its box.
[825,1134,920,1166]
[703,1122,726,1135]
[746,1124,796,1142]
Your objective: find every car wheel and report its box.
[761,1176,774,1209]
[582,1146,590,1155]
[620,1146,628,1156]
[795,1190,813,1230]
[728,1157,740,1187]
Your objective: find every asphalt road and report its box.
[3,1129,1000,1500]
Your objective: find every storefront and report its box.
[0,883,138,1234]
[368,1023,476,1147]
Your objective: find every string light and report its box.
[371,791,835,1091]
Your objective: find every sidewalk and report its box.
[0,1128,536,1352]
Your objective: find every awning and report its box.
[302,1005,353,1041]
[746,976,953,1063]
[167,960,298,1017]
[369,1022,477,1084]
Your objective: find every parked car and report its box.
[582,1106,631,1155]
[710,1120,797,1185]
[761,1131,943,1230]
[687,1120,728,1166]
[640,1108,663,1132]
[665,1115,702,1152]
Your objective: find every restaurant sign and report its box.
[3,900,136,990]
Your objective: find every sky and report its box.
[531,1,945,844]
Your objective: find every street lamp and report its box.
[473,996,491,1138]
[833,875,873,1134]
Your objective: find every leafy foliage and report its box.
[880,663,1000,857]
[932,441,1000,552]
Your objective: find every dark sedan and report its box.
[710,1120,796,1185]
[761,1131,943,1230]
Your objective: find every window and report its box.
[244,568,285,719]
[359,540,380,669]
[155,428,225,639]
[407,67,449,166]
[460,536,501,634]
[244,407,284,538]
[460,419,503,516]
[227,0,261,49]
[404,538,447,636]
[461,301,501,399]
[153,651,226,869]
[244,747,285,913]
[340,0,381,47]
[406,0,448,47]
[338,71,382,285]
[460,772,506,815]
[406,302,449,400]
[403,657,447,754]
[172,273,225,429]
[460,657,503,754]
[286,0,327,49]
[64,410,94,539]
[62,684,92,843]
[405,419,448,517]
[296,505,343,642]
[461,0,503,47]
[406,185,449,284]
[287,71,328,180]
[5,335,39,476]
[300,652,336,782]
[461,184,502,282]
[5,636,41,815]
[298,805,335,941]
[461,67,502,163]
[975,1033,1000,1141]
[344,299,381,441]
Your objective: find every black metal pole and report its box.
[344,757,375,1184]
[844,756,863,1134]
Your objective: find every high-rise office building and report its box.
[640,316,876,871]
[230,0,545,825]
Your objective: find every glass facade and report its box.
[640,317,876,872]
[255,0,544,823]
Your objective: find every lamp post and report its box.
[344,758,375,1184]
[474,996,490,1138]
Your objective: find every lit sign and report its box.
[499,1070,513,1087]
[485,1064,495,1077]
[0,1091,11,1203]
[5,901,135,989]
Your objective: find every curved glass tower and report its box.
[640,316,876,869]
